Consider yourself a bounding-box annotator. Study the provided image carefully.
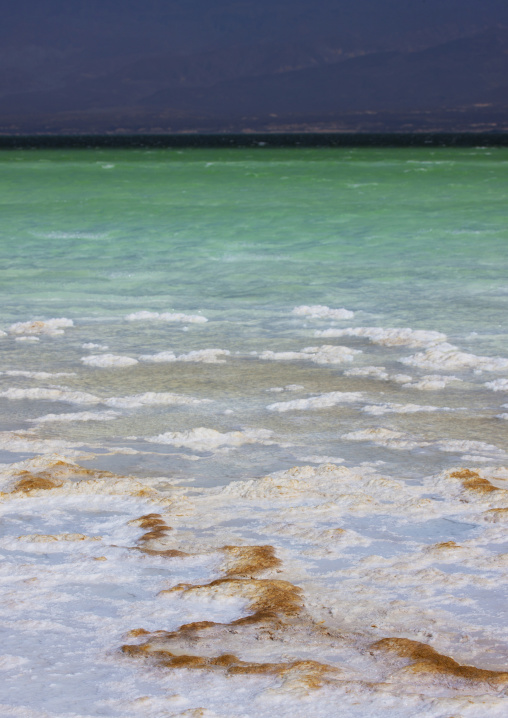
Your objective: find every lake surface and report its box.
[0,147,507,717]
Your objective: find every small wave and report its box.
[292,305,354,320]
[126,311,207,323]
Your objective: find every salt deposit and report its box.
[103,392,209,408]
[0,387,101,404]
[0,370,75,379]
[260,345,360,364]
[361,402,444,415]
[8,318,74,336]
[315,326,447,348]
[139,348,230,363]
[401,343,508,372]
[402,374,462,390]
[30,410,120,424]
[81,353,139,367]
[486,378,508,392]
[145,427,275,451]
[267,391,363,412]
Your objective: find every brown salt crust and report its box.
[122,579,305,664]
[11,460,117,494]
[450,469,498,494]
[160,578,304,623]
[220,545,281,577]
[139,548,189,558]
[432,541,462,550]
[121,642,339,687]
[371,637,508,684]
[13,475,63,492]
[126,513,190,558]
[130,513,173,544]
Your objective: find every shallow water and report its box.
[0,147,507,717]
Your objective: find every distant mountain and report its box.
[141,28,508,115]
[1,16,507,133]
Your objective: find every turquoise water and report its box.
[1,147,507,337]
[1,147,508,717]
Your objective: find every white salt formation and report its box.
[1,312,507,718]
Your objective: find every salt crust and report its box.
[267,391,363,412]
[81,353,139,367]
[291,305,354,320]
[0,370,75,379]
[403,375,462,390]
[104,392,210,409]
[14,336,39,342]
[342,428,506,457]
[30,410,120,424]
[260,345,360,365]
[361,403,445,416]
[401,343,508,372]
[267,385,305,393]
[1,456,508,715]
[344,368,463,390]
[486,378,508,392]
[126,311,208,323]
[7,318,74,336]
[146,427,274,451]
[0,387,101,404]
[0,430,83,456]
[139,349,230,364]
[314,327,447,348]
[0,387,208,408]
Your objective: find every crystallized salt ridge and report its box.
[30,410,120,424]
[146,427,274,450]
[267,384,305,393]
[7,318,74,336]
[0,387,101,404]
[0,370,76,379]
[361,403,445,416]
[344,366,413,383]
[2,453,508,716]
[486,378,508,392]
[401,343,508,372]
[103,392,209,408]
[267,391,363,412]
[260,345,361,365]
[125,310,207,323]
[315,326,447,348]
[139,348,230,364]
[343,427,506,457]
[291,305,354,320]
[403,374,462,390]
[0,430,82,455]
[0,387,207,409]
[81,354,139,368]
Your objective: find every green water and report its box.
[1,146,507,338]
